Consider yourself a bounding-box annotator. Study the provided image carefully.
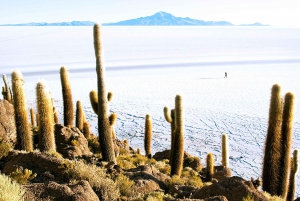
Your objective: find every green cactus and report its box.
[170,94,185,176]
[206,153,214,182]
[93,24,116,163]
[287,149,299,201]
[60,66,74,127]
[278,92,295,199]
[36,81,55,152]
[222,133,229,167]
[262,84,283,195]
[164,106,176,164]
[76,100,84,132]
[11,70,33,151]
[83,121,90,139]
[2,74,13,103]
[30,108,35,127]
[144,114,152,158]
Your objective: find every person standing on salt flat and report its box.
[224,72,227,78]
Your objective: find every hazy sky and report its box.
[0,0,299,26]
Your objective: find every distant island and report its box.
[0,11,269,26]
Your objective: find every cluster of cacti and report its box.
[262,84,296,199]
[2,74,13,103]
[36,81,56,152]
[90,24,116,163]
[11,70,33,151]
[144,114,152,158]
[60,66,74,127]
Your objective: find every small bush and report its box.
[242,194,254,201]
[0,173,25,201]
[0,140,12,159]
[10,167,36,185]
[44,150,63,158]
[115,174,135,197]
[166,167,203,189]
[263,192,284,201]
[87,137,101,153]
[117,153,156,170]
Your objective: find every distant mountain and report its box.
[239,22,269,26]
[0,21,95,26]
[103,11,234,26]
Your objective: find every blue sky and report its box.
[0,0,299,26]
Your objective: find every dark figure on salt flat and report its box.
[224,72,227,78]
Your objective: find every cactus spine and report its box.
[60,66,74,127]
[287,149,299,201]
[222,133,229,167]
[36,81,55,152]
[76,100,84,132]
[170,95,185,176]
[93,24,116,163]
[262,84,283,195]
[2,74,13,103]
[11,70,33,151]
[144,114,152,158]
[278,92,295,199]
[30,108,35,127]
[206,153,215,182]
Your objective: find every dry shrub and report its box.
[166,167,203,189]
[0,173,25,201]
[263,192,284,201]
[114,174,135,197]
[242,194,254,201]
[131,191,173,201]
[10,168,36,185]
[0,140,12,159]
[153,160,171,175]
[117,153,156,170]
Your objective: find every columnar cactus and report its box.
[93,24,116,163]
[83,121,90,139]
[76,100,84,132]
[287,149,299,201]
[36,81,55,152]
[164,107,175,163]
[2,74,12,103]
[170,94,185,176]
[206,153,214,182]
[53,107,59,124]
[222,133,229,167]
[60,66,74,127]
[11,70,33,151]
[36,113,40,127]
[30,108,35,127]
[262,84,283,195]
[144,114,152,158]
[278,92,295,199]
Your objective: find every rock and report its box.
[168,185,198,199]
[200,166,231,182]
[126,165,170,194]
[153,150,202,171]
[23,180,99,201]
[54,124,92,159]
[191,176,268,201]
[0,99,16,144]
[169,196,228,201]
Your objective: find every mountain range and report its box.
[0,11,268,26]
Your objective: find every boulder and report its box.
[168,185,198,199]
[0,99,16,144]
[200,166,231,182]
[55,124,92,159]
[191,176,268,201]
[23,180,99,201]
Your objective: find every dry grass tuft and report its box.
[9,168,36,185]
[0,173,25,201]
[166,167,203,189]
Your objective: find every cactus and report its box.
[93,24,116,163]
[53,107,59,124]
[144,114,152,158]
[2,74,13,103]
[11,70,33,151]
[137,148,141,155]
[170,95,185,176]
[60,66,74,127]
[76,100,84,132]
[83,121,90,139]
[36,81,55,152]
[222,133,229,167]
[262,84,283,195]
[164,107,176,163]
[287,149,299,201]
[30,108,35,127]
[36,113,40,127]
[278,92,295,199]
[206,153,214,182]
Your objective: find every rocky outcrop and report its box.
[200,166,232,182]
[54,124,92,159]
[191,176,268,201]
[0,99,16,144]
[169,196,228,201]
[23,180,99,201]
[168,185,199,199]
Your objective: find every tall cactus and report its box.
[93,24,116,163]
[30,108,35,127]
[262,84,283,195]
[76,100,84,132]
[170,94,185,176]
[53,107,59,124]
[144,114,152,158]
[11,70,33,151]
[164,107,175,163]
[278,92,295,199]
[60,66,74,127]
[287,149,298,201]
[36,81,55,152]
[206,153,215,182]
[222,133,229,167]
[83,121,90,139]
[2,74,13,103]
